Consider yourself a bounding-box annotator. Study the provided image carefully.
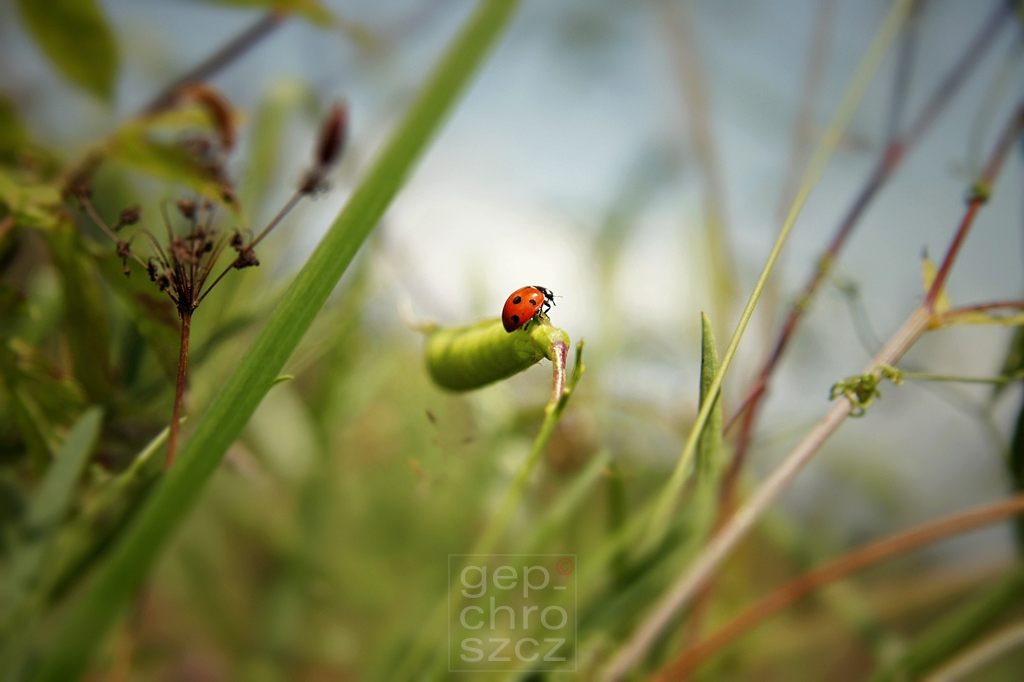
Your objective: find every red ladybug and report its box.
[502,285,555,332]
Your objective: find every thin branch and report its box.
[925,105,1024,308]
[602,307,932,682]
[946,300,1024,315]
[249,189,303,248]
[725,0,1009,467]
[691,0,925,645]
[657,495,1024,680]
[143,12,287,114]
[601,98,1023,682]
[166,312,191,469]
[646,0,916,544]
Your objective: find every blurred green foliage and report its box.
[1,1,1024,681]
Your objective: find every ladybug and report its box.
[502,285,555,332]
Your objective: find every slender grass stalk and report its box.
[33,2,521,678]
[644,0,915,549]
[601,99,1024,682]
[166,312,190,468]
[726,0,1009,457]
[604,306,932,682]
[923,620,1024,682]
[658,495,1024,679]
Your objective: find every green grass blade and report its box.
[0,407,103,675]
[696,312,723,480]
[644,0,914,546]
[33,2,521,679]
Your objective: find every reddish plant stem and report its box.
[656,495,1024,681]
[602,92,1024,682]
[723,1,1009,494]
[550,339,567,406]
[925,106,1024,309]
[946,300,1024,316]
[166,312,191,469]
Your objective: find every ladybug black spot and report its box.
[529,298,537,305]
[513,296,522,304]
[510,314,520,324]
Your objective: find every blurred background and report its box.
[3,0,1024,679]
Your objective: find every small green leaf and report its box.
[696,312,724,479]
[15,0,119,101]
[43,223,113,401]
[0,339,87,461]
[0,169,62,229]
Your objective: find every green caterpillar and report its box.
[425,317,570,392]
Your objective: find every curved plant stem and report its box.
[657,495,1024,680]
[725,0,1009,461]
[646,0,914,551]
[600,98,1024,682]
[604,306,931,682]
[924,107,1024,309]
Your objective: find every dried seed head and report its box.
[220,184,238,206]
[298,103,349,196]
[316,103,348,170]
[234,247,260,269]
[176,199,197,220]
[119,205,141,227]
[177,83,236,151]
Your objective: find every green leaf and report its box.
[996,327,1024,399]
[0,169,62,229]
[42,424,168,604]
[696,312,724,480]
[15,0,118,101]
[0,339,87,461]
[42,223,113,401]
[35,2,522,678]
[0,408,102,677]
